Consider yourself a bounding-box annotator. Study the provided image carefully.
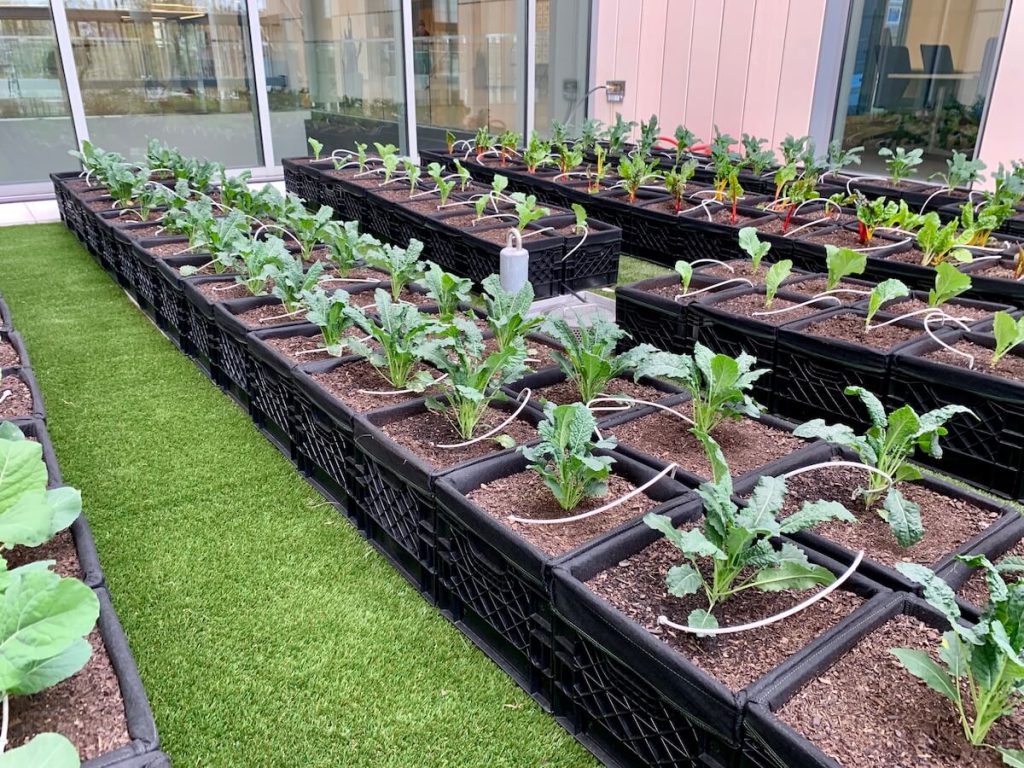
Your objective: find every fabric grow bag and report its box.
[1,365,46,423]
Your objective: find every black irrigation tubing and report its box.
[53,170,1024,768]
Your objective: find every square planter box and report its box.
[891,330,1024,498]
[434,449,693,712]
[561,218,623,291]
[850,288,1012,333]
[551,499,886,768]
[138,238,192,342]
[788,226,909,275]
[961,254,1024,308]
[773,307,933,430]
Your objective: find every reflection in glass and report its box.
[833,0,1007,176]
[534,0,589,137]
[411,0,525,148]
[258,0,406,158]
[0,0,78,184]
[65,0,262,167]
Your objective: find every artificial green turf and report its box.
[0,223,598,768]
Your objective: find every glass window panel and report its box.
[411,0,525,149]
[258,0,407,158]
[534,0,589,137]
[0,0,78,185]
[65,0,262,167]
[832,0,1008,177]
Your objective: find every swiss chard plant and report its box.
[780,176,818,233]
[664,160,698,213]
[892,559,1024,764]
[864,278,910,327]
[738,227,771,276]
[473,127,495,160]
[793,386,973,546]
[554,142,585,175]
[498,131,521,165]
[928,262,972,308]
[616,154,660,204]
[522,133,552,174]
[644,466,854,630]
[824,245,867,291]
[345,290,436,391]
[773,163,798,208]
[481,275,544,352]
[629,343,767,440]
[510,192,550,231]
[855,194,899,244]
[586,145,609,194]
[520,402,617,511]
[764,260,794,308]
[302,287,354,356]
[420,319,528,442]
[916,214,973,267]
[961,198,1014,248]
[427,162,455,207]
[879,146,924,186]
[366,239,425,300]
[421,261,472,321]
[543,317,636,404]
[991,311,1024,368]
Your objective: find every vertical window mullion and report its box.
[400,0,418,160]
[245,0,275,168]
[49,0,89,148]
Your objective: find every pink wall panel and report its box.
[590,0,620,126]
[611,1,643,127]
[741,0,788,145]
[635,0,670,129]
[658,2,696,133]
[771,0,827,148]
[977,2,1024,173]
[683,0,726,141]
[712,0,757,139]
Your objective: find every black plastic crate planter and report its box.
[83,587,161,768]
[773,307,936,430]
[434,449,693,712]
[137,238,193,340]
[351,397,544,600]
[781,449,1021,593]
[1,365,46,423]
[551,500,886,768]
[560,218,623,291]
[891,330,1024,498]
[960,255,1024,308]
[212,295,305,410]
[690,287,838,410]
[615,274,692,354]
[741,592,977,768]
[787,227,910,275]
[852,288,1012,333]
[180,275,236,379]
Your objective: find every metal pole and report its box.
[49,0,89,148]
[525,0,536,136]
[400,0,418,161]
[245,0,276,167]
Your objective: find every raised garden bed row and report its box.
[281,157,622,298]
[616,264,1024,502]
[0,294,168,767]
[51,167,1024,768]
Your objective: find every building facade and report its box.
[0,0,1021,198]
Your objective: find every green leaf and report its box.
[763,260,793,308]
[0,732,80,768]
[844,386,888,429]
[780,499,857,534]
[992,311,1024,367]
[0,423,24,442]
[996,747,1024,767]
[882,487,924,547]
[7,636,91,695]
[0,491,57,549]
[928,262,972,307]
[890,648,959,704]
[896,562,969,636]
[738,227,771,272]
[865,279,910,325]
[666,564,702,597]
[674,260,693,294]
[687,608,719,631]
[752,559,835,592]
[0,438,47,518]
[825,245,867,290]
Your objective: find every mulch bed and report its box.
[0,375,33,419]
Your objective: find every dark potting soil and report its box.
[475,227,554,247]
[784,277,872,303]
[958,538,1024,607]
[857,177,923,191]
[441,212,510,232]
[379,405,537,470]
[66,179,100,192]
[125,224,169,240]
[0,339,20,367]
[608,404,802,481]
[147,241,191,258]
[643,281,694,301]
[399,198,447,217]
[883,247,942,266]
[881,296,990,323]
[193,280,253,302]
[802,228,870,249]
[710,292,828,326]
[694,260,762,280]
[347,290,379,309]
[0,376,33,419]
[85,199,117,212]
[802,312,923,351]
[396,289,434,307]
[468,471,658,557]
[233,303,300,329]
[777,614,1024,767]
[6,529,81,580]
[534,377,668,409]
[638,199,696,216]
[587,536,863,689]
[779,464,1000,570]
[8,628,130,761]
[373,188,423,204]
[924,340,1024,381]
[108,210,163,228]
[701,209,764,227]
[311,359,430,412]
[318,266,385,285]
[971,262,1023,281]
[265,332,333,364]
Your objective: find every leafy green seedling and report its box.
[308,137,323,161]
[571,203,588,235]
[427,162,455,207]
[675,261,694,295]
[738,227,771,275]
[236,236,288,296]
[824,245,867,291]
[510,192,550,232]
[879,146,923,186]
[931,150,986,193]
[421,261,472,321]
[764,260,793,308]
[928,262,972,308]
[481,275,544,352]
[344,290,436,391]
[629,343,767,440]
[664,160,698,213]
[855,194,899,245]
[279,203,336,262]
[825,140,864,175]
[673,125,697,167]
[916,214,973,267]
[543,317,633,403]
[864,279,910,327]
[992,311,1024,368]
[645,467,854,630]
[328,220,381,273]
[617,154,661,204]
[366,239,425,300]
[892,559,1024,763]
[270,251,323,313]
[793,386,973,546]
[302,288,353,356]
[522,133,551,174]
[521,402,617,511]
